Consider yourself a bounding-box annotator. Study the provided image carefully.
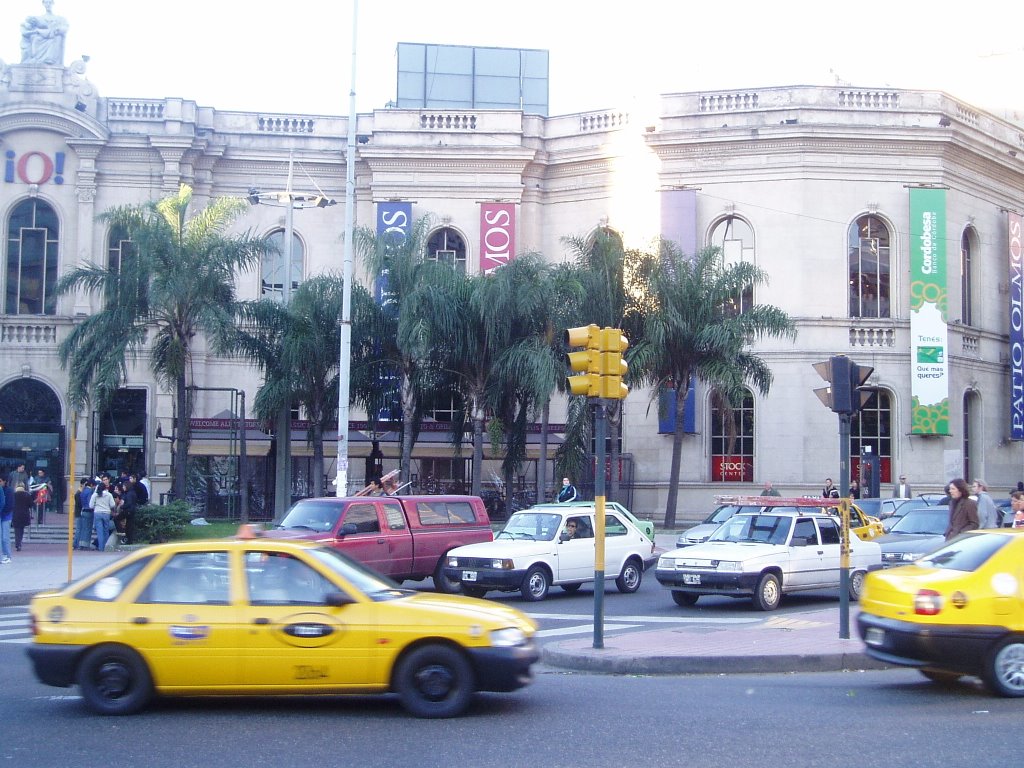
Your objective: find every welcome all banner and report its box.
[909,188,950,435]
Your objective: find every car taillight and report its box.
[914,589,943,616]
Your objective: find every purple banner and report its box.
[660,188,697,256]
[1010,212,1024,440]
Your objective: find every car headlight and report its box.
[448,556,459,568]
[658,556,676,569]
[489,627,528,647]
[492,559,514,569]
[715,561,742,571]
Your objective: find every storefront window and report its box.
[710,389,754,482]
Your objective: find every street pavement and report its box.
[1,534,886,676]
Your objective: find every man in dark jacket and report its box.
[120,477,139,545]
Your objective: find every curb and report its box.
[540,646,890,675]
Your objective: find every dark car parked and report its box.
[876,504,950,567]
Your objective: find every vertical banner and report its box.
[909,188,950,435]
[374,201,412,305]
[480,202,516,273]
[660,188,698,256]
[1009,212,1024,440]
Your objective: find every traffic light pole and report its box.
[593,400,607,649]
[838,413,851,639]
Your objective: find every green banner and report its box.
[909,188,949,434]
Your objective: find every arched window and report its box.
[709,216,754,315]
[963,389,981,481]
[5,198,60,315]
[961,227,977,326]
[261,228,305,300]
[709,389,754,483]
[848,215,891,319]
[851,389,893,483]
[426,227,467,273]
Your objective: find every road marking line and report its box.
[0,637,31,645]
[536,623,641,638]
[527,612,761,624]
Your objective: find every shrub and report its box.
[134,500,194,544]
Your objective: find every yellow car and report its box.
[823,502,885,541]
[26,531,539,717]
[857,529,1024,696]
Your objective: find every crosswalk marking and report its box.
[537,623,641,638]
[526,612,761,625]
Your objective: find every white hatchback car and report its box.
[443,507,657,601]
[656,509,882,610]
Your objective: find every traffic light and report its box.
[564,325,630,400]
[565,324,603,397]
[598,328,629,400]
[813,355,874,414]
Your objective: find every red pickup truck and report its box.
[269,495,493,592]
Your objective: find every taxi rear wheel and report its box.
[394,644,474,718]
[615,558,643,593]
[984,636,1024,697]
[753,573,782,611]
[77,644,153,715]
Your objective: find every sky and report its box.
[2,0,1023,121]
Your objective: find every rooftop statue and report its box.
[20,0,68,66]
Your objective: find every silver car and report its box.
[676,505,760,548]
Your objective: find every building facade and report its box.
[2,48,1023,521]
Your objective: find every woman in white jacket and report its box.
[91,482,117,551]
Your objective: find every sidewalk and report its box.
[1,534,884,677]
[0,543,127,606]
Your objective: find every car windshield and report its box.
[498,512,563,541]
[888,507,949,535]
[306,546,411,600]
[277,500,343,532]
[916,532,1009,571]
[709,514,793,545]
[706,505,747,524]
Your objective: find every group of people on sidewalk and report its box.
[72,472,150,552]
[2,463,56,562]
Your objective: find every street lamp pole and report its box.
[275,152,295,518]
[336,0,358,497]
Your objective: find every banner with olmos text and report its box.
[909,187,950,435]
[1009,212,1024,440]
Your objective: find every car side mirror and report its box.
[340,522,358,536]
[559,531,571,542]
[325,591,356,607]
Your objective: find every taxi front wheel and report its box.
[984,636,1024,697]
[394,644,474,718]
[77,644,154,715]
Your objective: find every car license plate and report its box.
[682,574,701,585]
[462,570,477,582]
[864,627,885,647]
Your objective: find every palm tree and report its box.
[630,242,796,529]
[560,229,649,502]
[58,185,270,499]
[354,217,457,485]
[234,274,353,498]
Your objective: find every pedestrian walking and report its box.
[0,477,13,563]
[822,478,840,499]
[944,478,979,540]
[12,483,32,551]
[29,468,53,525]
[7,462,28,491]
[971,479,999,528]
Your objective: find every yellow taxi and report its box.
[824,502,885,541]
[857,529,1024,696]
[26,530,539,717]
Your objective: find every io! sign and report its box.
[4,150,66,185]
